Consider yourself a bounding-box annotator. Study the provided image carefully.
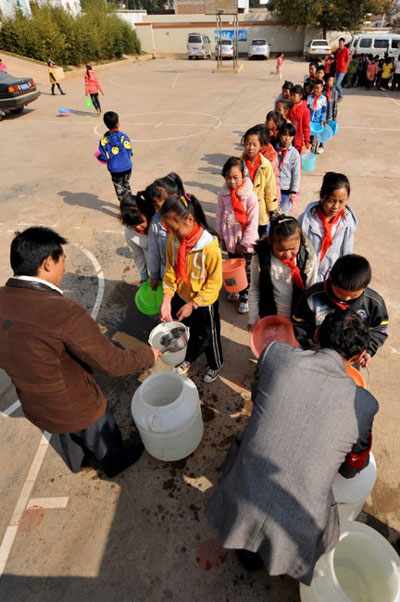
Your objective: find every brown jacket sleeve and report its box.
[62,301,155,376]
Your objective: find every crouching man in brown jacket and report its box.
[0,227,161,477]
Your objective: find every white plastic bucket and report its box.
[131,371,203,461]
[148,321,190,367]
[333,453,377,522]
[300,520,400,602]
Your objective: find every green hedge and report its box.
[0,0,141,66]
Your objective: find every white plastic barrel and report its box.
[148,321,190,367]
[131,371,203,461]
[333,453,377,522]
[300,520,400,602]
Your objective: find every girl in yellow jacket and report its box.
[160,193,223,383]
[47,60,65,95]
[242,125,277,237]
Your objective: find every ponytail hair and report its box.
[319,172,350,200]
[147,172,185,202]
[161,193,216,235]
[268,212,303,245]
[120,192,154,227]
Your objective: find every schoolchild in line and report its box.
[306,79,327,154]
[323,73,339,124]
[303,80,313,100]
[276,99,291,121]
[253,124,281,208]
[289,84,311,153]
[304,61,318,87]
[97,111,133,204]
[276,123,301,213]
[248,213,317,328]
[316,65,325,81]
[366,56,379,89]
[160,194,223,383]
[242,125,277,236]
[265,110,286,148]
[299,172,356,281]
[274,80,293,109]
[120,193,154,283]
[216,157,259,314]
[147,173,185,290]
[292,254,388,367]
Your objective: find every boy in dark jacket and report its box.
[292,254,388,367]
[98,111,133,203]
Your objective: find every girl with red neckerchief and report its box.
[160,194,223,384]
[298,172,357,282]
[216,157,259,315]
[241,126,277,238]
[248,213,317,330]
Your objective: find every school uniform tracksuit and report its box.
[163,231,223,371]
[97,130,133,203]
[276,145,300,213]
[306,94,327,153]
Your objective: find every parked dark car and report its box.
[0,72,40,120]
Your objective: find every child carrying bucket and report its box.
[248,213,317,330]
[298,172,356,281]
[159,194,223,384]
[84,64,104,117]
[216,157,259,314]
[147,173,186,291]
[120,193,154,283]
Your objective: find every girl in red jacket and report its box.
[289,84,311,153]
[84,64,104,116]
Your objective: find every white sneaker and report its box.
[238,301,249,314]
[228,292,240,301]
[317,146,324,154]
[203,367,220,383]
[175,360,191,375]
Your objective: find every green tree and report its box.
[272,0,380,37]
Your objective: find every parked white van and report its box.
[187,33,212,60]
[347,32,400,58]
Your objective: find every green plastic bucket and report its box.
[135,280,163,315]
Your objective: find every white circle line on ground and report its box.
[92,110,222,142]
[73,243,105,321]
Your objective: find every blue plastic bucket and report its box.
[318,124,333,143]
[301,153,317,173]
[330,120,339,136]
[310,122,323,136]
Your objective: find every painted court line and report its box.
[27,497,69,509]
[0,245,104,578]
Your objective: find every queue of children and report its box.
[342,52,400,91]
[96,73,388,387]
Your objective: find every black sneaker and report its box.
[101,439,144,478]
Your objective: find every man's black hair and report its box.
[103,111,119,130]
[318,311,370,360]
[10,227,67,277]
[330,254,372,291]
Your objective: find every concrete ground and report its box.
[0,54,399,602]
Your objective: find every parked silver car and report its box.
[304,39,331,60]
[215,40,237,60]
[187,33,212,60]
[248,39,270,60]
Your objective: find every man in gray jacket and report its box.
[205,311,378,585]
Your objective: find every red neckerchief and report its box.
[276,147,289,170]
[317,205,344,261]
[324,86,331,101]
[313,93,322,111]
[323,278,350,310]
[161,222,172,233]
[138,229,148,236]
[261,143,277,162]
[280,255,305,291]
[245,154,261,182]
[230,180,248,232]
[175,222,204,286]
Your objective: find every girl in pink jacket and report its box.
[84,64,104,116]
[216,157,259,314]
